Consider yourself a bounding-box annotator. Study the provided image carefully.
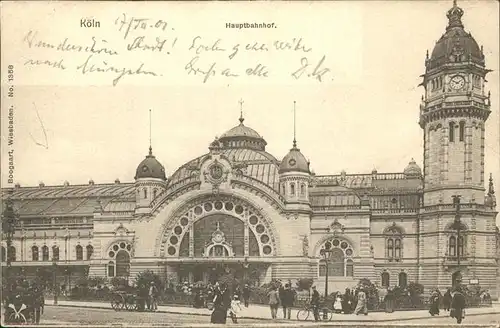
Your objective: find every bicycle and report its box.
[296,303,333,321]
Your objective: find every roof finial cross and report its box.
[293,101,297,148]
[216,221,221,231]
[239,99,244,124]
[149,109,153,156]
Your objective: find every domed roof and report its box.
[219,116,267,151]
[403,159,422,178]
[279,141,310,174]
[427,1,484,70]
[135,147,166,180]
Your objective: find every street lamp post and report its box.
[52,257,58,305]
[2,190,18,296]
[320,247,334,319]
[452,195,462,287]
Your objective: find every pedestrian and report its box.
[450,287,466,324]
[384,288,395,313]
[281,284,294,319]
[354,288,368,315]
[148,282,158,311]
[443,288,452,312]
[228,294,242,323]
[341,288,352,314]
[210,283,229,324]
[267,286,280,319]
[333,292,343,314]
[429,290,440,316]
[242,284,250,307]
[310,286,321,321]
[31,285,44,324]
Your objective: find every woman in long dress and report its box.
[354,289,368,315]
[210,284,228,324]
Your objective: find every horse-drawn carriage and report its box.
[109,291,146,312]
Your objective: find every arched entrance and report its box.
[159,196,278,285]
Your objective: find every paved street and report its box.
[36,305,500,327]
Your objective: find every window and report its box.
[395,239,402,259]
[459,121,465,142]
[449,236,457,257]
[385,224,403,261]
[387,239,394,259]
[8,246,16,262]
[107,261,115,277]
[42,246,49,261]
[300,183,306,196]
[281,184,286,195]
[1,246,5,262]
[398,272,408,288]
[381,272,390,287]
[318,239,355,277]
[290,183,295,196]
[458,236,464,257]
[449,122,455,142]
[115,250,130,277]
[76,245,83,260]
[52,246,59,261]
[32,246,39,261]
[143,189,147,199]
[153,188,158,199]
[86,245,94,260]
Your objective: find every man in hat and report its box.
[242,284,250,308]
[148,282,158,311]
[310,286,321,321]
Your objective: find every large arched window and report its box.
[32,246,39,261]
[449,122,455,142]
[459,121,465,142]
[318,239,355,277]
[115,250,130,277]
[1,246,5,262]
[381,272,390,287]
[42,245,49,261]
[398,272,408,288]
[76,245,83,260]
[8,246,16,262]
[52,246,59,261]
[86,245,94,260]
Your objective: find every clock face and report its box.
[450,75,465,90]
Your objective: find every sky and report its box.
[1,1,499,222]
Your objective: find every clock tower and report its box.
[418,0,497,295]
[419,0,492,205]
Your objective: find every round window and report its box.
[249,216,258,225]
[341,241,348,249]
[256,224,265,234]
[204,203,213,212]
[332,239,340,247]
[260,234,270,244]
[214,201,223,210]
[119,242,126,249]
[174,226,183,235]
[170,236,178,245]
[126,245,132,251]
[225,202,234,211]
[346,248,353,256]
[113,245,119,251]
[109,251,115,258]
[194,206,203,215]
[167,246,176,255]
[325,242,332,250]
[180,217,189,226]
[263,245,272,255]
[235,205,244,214]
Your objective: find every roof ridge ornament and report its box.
[488,173,495,195]
[238,99,245,124]
[446,0,464,30]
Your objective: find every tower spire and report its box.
[446,0,464,30]
[293,101,297,148]
[149,109,152,156]
[238,99,244,124]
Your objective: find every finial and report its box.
[426,50,429,60]
[446,0,464,30]
[238,99,244,124]
[293,101,297,148]
[489,173,495,195]
[149,109,153,156]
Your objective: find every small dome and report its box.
[135,147,166,180]
[89,179,94,185]
[404,159,422,178]
[221,123,262,139]
[427,1,484,70]
[219,116,267,151]
[63,181,70,187]
[39,181,45,188]
[279,142,310,174]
